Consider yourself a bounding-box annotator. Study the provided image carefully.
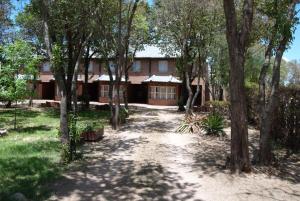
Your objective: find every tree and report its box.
[286,60,300,86]
[154,0,220,114]
[0,40,40,128]
[17,0,95,161]
[0,0,12,44]
[93,0,141,129]
[223,0,254,172]
[123,1,150,109]
[257,0,299,165]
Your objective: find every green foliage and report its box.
[120,107,129,123]
[0,40,40,102]
[200,113,225,136]
[80,123,94,133]
[206,101,230,116]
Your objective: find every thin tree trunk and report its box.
[83,45,90,109]
[14,101,17,130]
[185,70,193,115]
[178,71,187,112]
[191,62,202,109]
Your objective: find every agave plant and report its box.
[200,113,225,136]
[176,114,205,133]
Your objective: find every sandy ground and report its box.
[48,105,300,201]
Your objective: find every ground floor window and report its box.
[150,86,176,100]
[100,85,124,98]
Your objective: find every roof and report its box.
[143,75,182,83]
[129,76,149,84]
[91,45,178,59]
[38,75,85,82]
[97,74,126,82]
[135,45,177,58]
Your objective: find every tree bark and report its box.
[191,61,202,109]
[223,0,253,172]
[258,1,297,165]
[41,0,69,145]
[83,45,90,109]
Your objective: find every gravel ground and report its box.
[48,105,300,201]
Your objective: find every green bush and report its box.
[206,101,230,116]
[201,113,225,136]
[80,123,94,133]
[119,107,129,123]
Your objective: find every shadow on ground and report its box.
[51,159,203,201]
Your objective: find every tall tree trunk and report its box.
[124,74,129,109]
[191,62,202,109]
[258,1,297,165]
[83,45,90,109]
[223,0,253,172]
[178,71,187,112]
[191,78,200,109]
[185,70,193,115]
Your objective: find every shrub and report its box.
[200,113,225,136]
[206,101,230,116]
[80,123,94,133]
[120,107,129,123]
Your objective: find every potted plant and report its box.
[80,123,104,142]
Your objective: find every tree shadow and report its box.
[0,109,40,128]
[50,160,203,201]
[82,136,150,159]
[9,125,52,133]
[50,136,204,201]
[0,157,62,201]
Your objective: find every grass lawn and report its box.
[0,107,110,201]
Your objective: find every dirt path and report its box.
[49,105,300,201]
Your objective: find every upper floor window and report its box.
[42,62,51,72]
[132,61,141,72]
[88,62,93,73]
[158,60,168,73]
[109,61,116,73]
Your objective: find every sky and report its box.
[284,4,300,62]
[11,0,299,61]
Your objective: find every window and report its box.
[158,60,168,73]
[100,85,124,99]
[88,62,93,73]
[150,86,176,100]
[42,62,51,72]
[101,85,109,97]
[132,61,141,72]
[109,61,116,73]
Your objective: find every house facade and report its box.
[36,45,207,106]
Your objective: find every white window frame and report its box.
[132,61,141,72]
[100,85,124,99]
[150,86,176,100]
[101,85,109,97]
[158,60,168,73]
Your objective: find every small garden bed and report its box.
[80,123,104,142]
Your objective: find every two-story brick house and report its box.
[36,45,207,106]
